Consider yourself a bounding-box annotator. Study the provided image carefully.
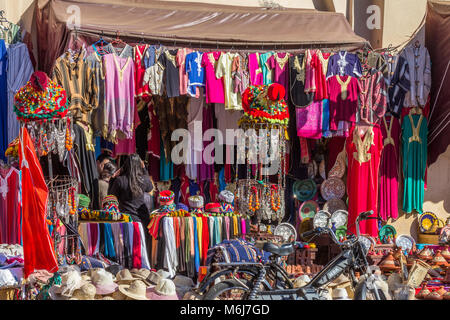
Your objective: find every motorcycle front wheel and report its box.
[203,279,252,300]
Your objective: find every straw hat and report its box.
[91,269,118,295]
[157,269,171,280]
[146,271,163,286]
[432,250,449,266]
[146,279,179,300]
[116,269,139,284]
[119,280,149,300]
[102,296,115,300]
[332,288,351,300]
[48,270,85,300]
[130,268,153,287]
[111,290,129,300]
[72,283,97,300]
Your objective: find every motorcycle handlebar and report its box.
[300,228,322,239]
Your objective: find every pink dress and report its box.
[296,100,323,139]
[201,51,225,103]
[304,49,317,93]
[104,53,136,142]
[327,75,359,132]
[176,48,193,96]
[346,125,383,237]
[0,167,20,244]
[378,116,400,221]
[248,53,264,86]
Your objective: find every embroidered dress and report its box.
[0,167,20,244]
[103,53,135,142]
[7,42,33,144]
[134,44,151,100]
[346,125,383,237]
[378,116,400,221]
[312,50,332,100]
[289,54,314,107]
[267,53,290,100]
[216,52,242,110]
[327,51,362,79]
[327,75,359,131]
[143,62,164,96]
[176,48,193,96]
[402,44,431,107]
[144,45,164,68]
[158,49,180,97]
[248,53,264,86]
[304,49,317,93]
[356,70,387,125]
[357,50,388,78]
[402,114,427,214]
[296,100,323,139]
[185,51,204,98]
[201,51,225,103]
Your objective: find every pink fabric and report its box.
[248,53,263,86]
[267,53,290,100]
[296,100,323,139]
[327,75,359,131]
[346,125,383,237]
[0,167,20,244]
[132,222,142,269]
[378,116,400,221]
[176,48,193,96]
[201,51,225,103]
[104,53,136,140]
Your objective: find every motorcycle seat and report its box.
[263,242,294,256]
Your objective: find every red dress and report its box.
[345,124,383,237]
[134,45,151,101]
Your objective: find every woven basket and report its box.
[417,233,440,245]
[407,260,431,288]
[0,286,18,300]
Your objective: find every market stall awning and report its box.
[425,0,450,165]
[33,0,366,73]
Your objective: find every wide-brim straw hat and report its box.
[119,280,149,300]
[91,269,118,295]
[72,283,97,300]
[146,279,179,300]
[130,268,153,287]
[332,288,351,300]
[146,271,162,286]
[116,269,140,284]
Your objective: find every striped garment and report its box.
[206,238,271,265]
[52,50,98,124]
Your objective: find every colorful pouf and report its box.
[205,203,221,214]
[102,195,120,214]
[14,71,69,121]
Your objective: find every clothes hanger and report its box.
[111,31,126,48]
[69,28,83,54]
[93,31,109,56]
[0,10,10,30]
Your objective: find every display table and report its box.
[78,221,150,269]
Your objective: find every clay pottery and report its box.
[417,246,433,261]
[379,251,400,272]
[436,286,447,296]
[415,284,430,299]
[441,246,450,260]
[443,291,450,300]
[424,290,443,301]
[432,250,449,267]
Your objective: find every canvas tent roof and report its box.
[32,0,366,73]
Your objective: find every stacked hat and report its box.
[159,190,175,206]
[90,269,118,295]
[188,195,204,209]
[78,194,90,209]
[146,279,179,300]
[119,280,149,300]
[240,83,289,127]
[218,190,234,204]
[102,195,120,214]
[205,203,221,214]
[14,71,69,121]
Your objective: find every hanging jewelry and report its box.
[248,186,260,213]
[65,118,73,151]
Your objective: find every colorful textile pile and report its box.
[14,71,68,121]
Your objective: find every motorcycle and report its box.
[201,210,387,300]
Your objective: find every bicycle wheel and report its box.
[203,279,251,300]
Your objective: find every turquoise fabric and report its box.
[193,217,200,273]
[260,52,274,85]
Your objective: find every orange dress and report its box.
[345,124,383,237]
